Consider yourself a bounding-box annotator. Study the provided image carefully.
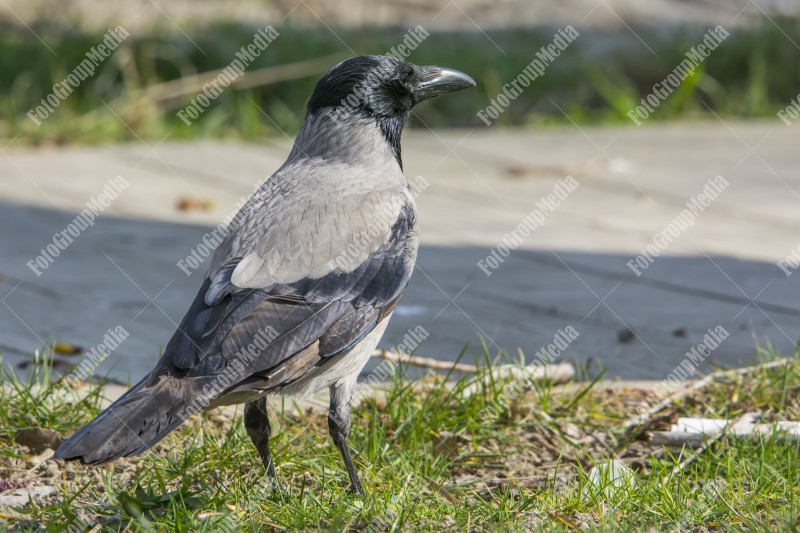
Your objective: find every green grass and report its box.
[2,18,800,146]
[1,345,799,531]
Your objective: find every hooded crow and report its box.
[55,55,475,495]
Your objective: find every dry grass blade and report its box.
[373,349,479,373]
[145,53,349,109]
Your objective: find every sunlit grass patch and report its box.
[0,345,798,530]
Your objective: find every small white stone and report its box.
[0,486,56,508]
[583,460,636,500]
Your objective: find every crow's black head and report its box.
[306,55,475,164]
[308,55,475,117]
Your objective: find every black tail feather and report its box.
[55,375,201,465]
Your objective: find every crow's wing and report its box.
[166,183,418,383]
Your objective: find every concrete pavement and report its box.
[1,121,799,383]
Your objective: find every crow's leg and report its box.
[244,396,279,488]
[328,378,364,496]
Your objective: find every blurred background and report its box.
[2,0,800,384]
[2,0,800,143]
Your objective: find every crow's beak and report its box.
[413,66,476,102]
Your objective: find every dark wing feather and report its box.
[169,202,417,378]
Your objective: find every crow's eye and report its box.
[399,66,414,83]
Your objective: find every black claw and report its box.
[267,477,286,495]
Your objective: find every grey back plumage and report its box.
[55,104,419,464]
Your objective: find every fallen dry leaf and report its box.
[14,429,62,454]
[176,197,214,211]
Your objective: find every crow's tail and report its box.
[55,375,203,465]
